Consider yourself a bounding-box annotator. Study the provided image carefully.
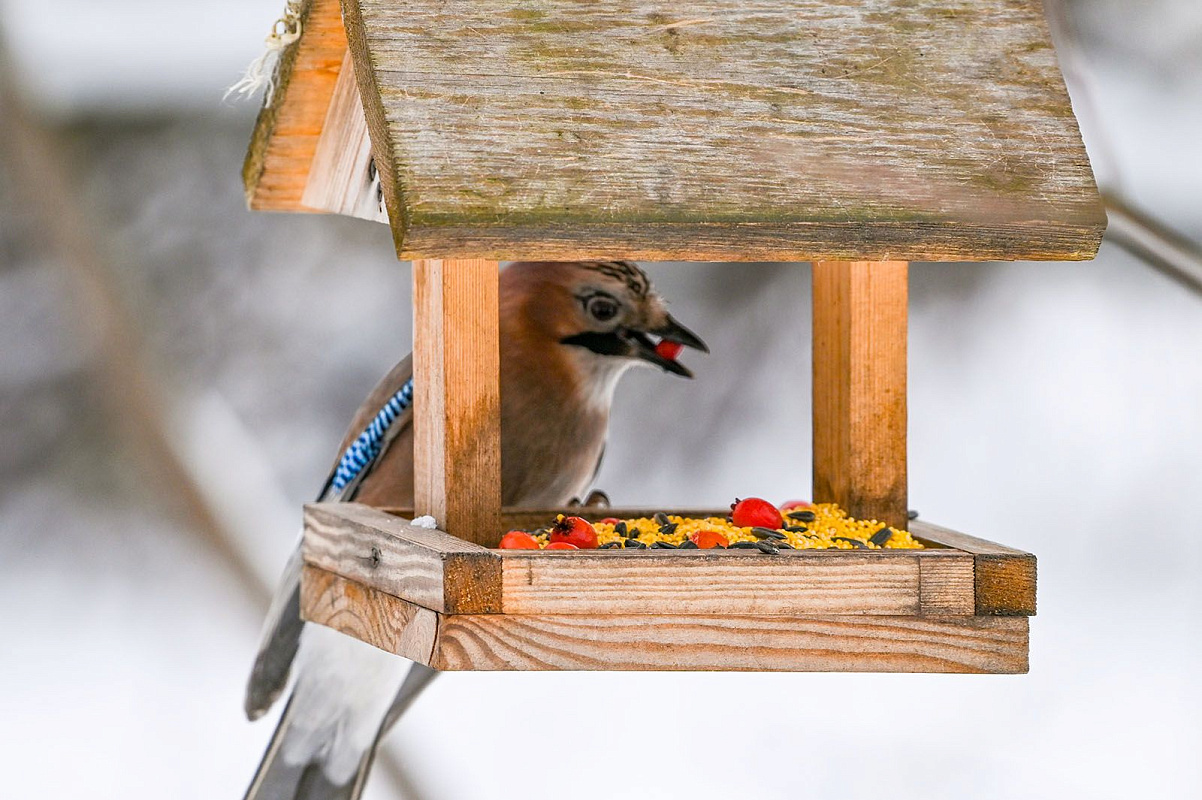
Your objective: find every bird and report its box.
[242,260,707,800]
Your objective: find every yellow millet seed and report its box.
[529,504,922,550]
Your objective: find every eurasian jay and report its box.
[242,261,707,800]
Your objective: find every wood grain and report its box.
[342,0,1104,261]
[434,610,1027,672]
[300,567,1028,673]
[918,552,976,615]
[302,503,501,613]
[813,261,909,529]
[300,564,440,662]
[912,521,1037,616]
[242,0,347,212]
[301,50,390,222]
[412,260,502,545]
[501,549,975,616]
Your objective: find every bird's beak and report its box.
[655,314,709,354]
[560,315,708,378]
[628,314,709,378]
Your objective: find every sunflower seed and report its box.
[776,541,794,549]
[833,537,867,549]
[614,521,627,536]
[651,540,678,549]
[755,540,780,554]
[869,528,894,546]
[784,525,808,533]
[787,510,816,523]
[600,541,622,549]
[908,509,920,520]
[625,540,647,549]
[730,541,759,550]
[751,527,787,540]
[679,539,699,549]
[659,522,678,536]
[654,512,671,525]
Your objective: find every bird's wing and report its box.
[244,543,305,720]
[245,357,416,720]
[315,356,415,503]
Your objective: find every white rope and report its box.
[225,1,305,104]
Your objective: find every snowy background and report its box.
[2,1,1201,798]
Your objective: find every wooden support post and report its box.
[413,260,502,545]
[812,261,908,530]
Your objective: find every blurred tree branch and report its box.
[0,29,430,800]
[1103,193,1202,294]
[0,34,268,604]
[1048,0,1202,298]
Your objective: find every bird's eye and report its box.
[586,295,620,322]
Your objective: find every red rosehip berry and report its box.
[544,541,579,550]
[730,497,784,529]
[780,500,814,512]
[655,340,684,361]
[599,517,622,525]
[690,530,730,549]
[498,531,540,550]
[550,515,599,549]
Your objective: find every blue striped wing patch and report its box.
[328,377,414,494]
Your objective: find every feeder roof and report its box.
[248,0,1106,262]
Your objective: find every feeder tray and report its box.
[245,0,1099,674]
[300,504,1034,673]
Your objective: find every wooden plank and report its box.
[911,521,1037,616]
[342,0,1104,261]
[500,550,924,616]
[301,51,390,222]
[302,503,501,613]
[501,549,975,616]
[434,610,1027,672]
[242,0,347,212]
[412,260,502,545]
[918,552,975,615]
[300,568,1028,673]
[909,520,1032,556]
[300,565,440,663]
[813,261,908,530]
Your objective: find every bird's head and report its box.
[501,260,708,380]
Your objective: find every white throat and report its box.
[568,350,634,413]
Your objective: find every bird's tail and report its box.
[243,694,377,800]
[243,654,438,800]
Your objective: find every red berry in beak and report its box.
[655,339,684,361]
[550,515,599,549]
[730,497,784,529]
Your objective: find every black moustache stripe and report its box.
[559,331,628,356]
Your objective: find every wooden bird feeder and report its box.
[245,0,1104,673]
